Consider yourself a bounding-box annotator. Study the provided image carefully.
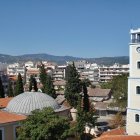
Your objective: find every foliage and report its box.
[82,82,89,112]
[17,107,70,140]
[7,81,14,97]
[15,73,24,96]
[39,64,47,88]
[39,64,56,98]
[100,82,112,89]
[82,78,91,87]
[110,112,125,128]
[65,62,82,108]
[45,75,56,98]
[0,77,5,98]
[29,75,38,92]
[76,97,97,136]
[111,74,128,109]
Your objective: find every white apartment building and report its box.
[99,63,129,82]
[53,65,66,80]
[7,63,25,77]
[127,28,140,135]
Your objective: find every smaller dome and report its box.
[5,92,60,115]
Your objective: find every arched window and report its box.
[136,86,140,94]
[135,114,139,122]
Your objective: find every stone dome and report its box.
[5,92,60,115]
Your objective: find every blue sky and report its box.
[0,0,140,58]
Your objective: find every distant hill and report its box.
[0,53,129,65]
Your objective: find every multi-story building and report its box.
[53,65,66,80]
[7,63,25,78]
[99,63,129,82]
[127,28,140,135]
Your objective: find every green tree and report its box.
[7,81,14,97]
[39,63,56,98]
[82,82,89,112]
[29,75,38,92]
[76,97,97,137]
[100,82,112,89]
[65,62,82,108]
[15,73,24,96]
[45,75,56,98]
[82,78,91,87]
[39,64,47,89]
[17,107,70,140]
[111,74,128,109]
[0,77,5,98]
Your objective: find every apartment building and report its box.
[53,65,66,80]
[7,63,25,78]
[99,63,129,82]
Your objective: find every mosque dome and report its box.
[5,92,60,115]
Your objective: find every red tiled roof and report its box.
[95,128,140,140]
[0,111,26,124]
[101,127,125,136]
[95,135,140,140]
[0,97,13,108]
[87,87,111,97]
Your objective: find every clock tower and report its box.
[127,28,140,135]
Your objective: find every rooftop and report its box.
[0,111,26,124]
[87,87,111,97]
[0,97,13,108]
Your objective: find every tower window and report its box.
[136,86,140,94]
[135,114,139,122]
[137,62,140,69]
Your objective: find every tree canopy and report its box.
[111,74,128,109]
[17,107,70,140]
[29,75,38,92]
[65,63,81,108]
[39,64,56,98]
[0,77,5,98]
[15,73,24,96]
[7,81,14,97]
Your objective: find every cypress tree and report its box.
[0,77,5,98]
[29,75,38,92]
[82,82,89,112]
[15,73,24,96]
[7,81,14,97]
[39,64,47,86]
[65,62,81,108]
[39,64,47,92]
[39,63,56,98]
[45,75,56,98]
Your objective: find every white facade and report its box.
[7,63,25,77]
[127,28,140,135]
[99,63,129,82]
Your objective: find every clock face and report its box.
[136,47,140,53]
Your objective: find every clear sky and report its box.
[0,0,140,58]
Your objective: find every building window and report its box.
[135,114,139,122]
[136,86,140,94]
[137,62,140,69]
[0,128,4,140]
[14,125,20,139]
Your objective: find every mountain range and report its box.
[0,53,129,65]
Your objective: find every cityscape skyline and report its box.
[0,0,140,57]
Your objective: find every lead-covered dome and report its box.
[5,92,60,115]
